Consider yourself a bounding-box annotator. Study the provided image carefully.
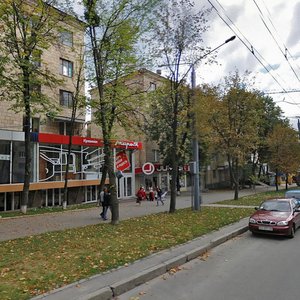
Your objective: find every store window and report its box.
[12,141,26,183]
[0,141,10,184]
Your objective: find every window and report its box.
[149,82,157,91]
[153,149,159,162]
[59,122,72,136]
[31,49,42,68]
[60,90,73,107]
[23,116,40,132]
[60,58,73,77]
[60,30,73,47]
[32,118,40,132]
[30,84,41,96]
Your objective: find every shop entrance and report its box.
[117,175,133,199]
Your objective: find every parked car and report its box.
[248,198,300,238]
[285,190,300,205]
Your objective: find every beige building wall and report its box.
[90,69,166,168]
[0,4,86,135]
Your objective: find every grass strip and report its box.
[0,206,252,300]
[1,187,298,299]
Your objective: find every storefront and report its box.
[135,163,189,193]
[0,129,142,211]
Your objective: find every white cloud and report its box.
[195,0,300,118]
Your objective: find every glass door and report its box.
[117,175,133,199]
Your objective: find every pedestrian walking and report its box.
[99,187,105,218]
[136,186,146,205]
[149,187,155,201]
[102,187,111,220]
[156,187,164,206]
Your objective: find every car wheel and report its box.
[289,225,295,239]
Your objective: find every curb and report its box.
[33,222,248,300]
[90,224,249,299]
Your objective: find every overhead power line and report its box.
[206,0,300,111]
[264,89,300,95]
[252,0,300,83]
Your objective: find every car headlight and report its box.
[249,218,256,224]
[277,220,289,226]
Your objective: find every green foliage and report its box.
[197,72,262,163]
[266,123,300,174]
[83,0,159,222]
[0,0,63,114]
[145,84,191,165]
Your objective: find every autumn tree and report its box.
[83,0,158,224]
[145,0,212,213]
[0,0,66,213]
[267,124,300,191]
[251,94,288,177]
[196,72,262,200]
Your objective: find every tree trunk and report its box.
[169,158,178,213]
[21,71,32,214]
[22,114,31,214]
[275,168,279,191]
[107,155,119,225]
[63,137,73,210]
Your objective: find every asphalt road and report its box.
[118,230,300,300]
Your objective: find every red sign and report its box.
[116,151,130,171]
[38,133,142,150]
[142,162,155,175]
[114,140,143,150]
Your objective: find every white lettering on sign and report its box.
[83,139,98,144]
[0,154,10,161]
[115,141,138,148]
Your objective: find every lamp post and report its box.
[191,36,236,211]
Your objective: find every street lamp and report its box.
[191,36,236,211]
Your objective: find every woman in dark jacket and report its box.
[102,187,111,220]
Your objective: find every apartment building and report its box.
[0,1,140,211]
[90,68,192,197]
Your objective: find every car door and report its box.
[292,199,300,229]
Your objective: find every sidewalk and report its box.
[0,185,274,242]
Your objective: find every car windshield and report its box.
[259,201,291,212]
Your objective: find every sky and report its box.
[73,0,300,122]
[195,0,300,122]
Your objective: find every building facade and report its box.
[0,2,142,211]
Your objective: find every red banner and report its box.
[116,151,130,171]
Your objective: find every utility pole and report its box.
[191,65,201,210]
[191,35,236,211]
